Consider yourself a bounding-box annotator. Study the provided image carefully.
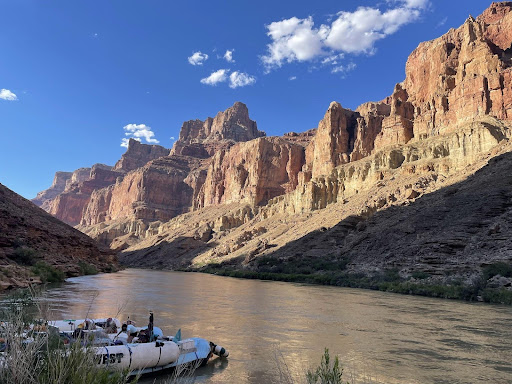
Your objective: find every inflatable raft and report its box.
[48,314,228,377]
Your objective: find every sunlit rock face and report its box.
[171,101,265,158]
[196,137,306,208]
[113,139,170,172]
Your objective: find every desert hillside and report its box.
[0,183,117,290]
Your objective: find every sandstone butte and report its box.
[31,2,512,296]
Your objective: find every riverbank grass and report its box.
[201,260,512,305]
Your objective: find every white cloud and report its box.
[121,123,159,148]
[332,62,357,74]
[262,17,325,69]
[0,89,18,101]
[289,76,297,81]
[224,49,235,63]
[436,17,448,28]
[403,0,429,9]
[188,51,209,66]
[200,69,229,86]
[170,136,175,141]
[262,1,428,71]
[321,53,344,65]
[229,72,256,88]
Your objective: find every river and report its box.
[40,269,512,383]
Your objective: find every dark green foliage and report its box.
[383,268,401,282]
[256,255,350,275]
[411,271,431,280]
[78,261,98,276]
[306,348,347,384]
[482,262,512,280]
[199,257,512,305]
[481,288,512,305]
[10,247,38,266]
[31,262,66,283]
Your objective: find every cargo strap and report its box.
[127,345,133,370]
[156,346,162,368]
[103,347,109,366]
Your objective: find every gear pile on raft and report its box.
[3,312,229,377]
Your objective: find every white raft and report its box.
[48,317,228,376]
[49,318,121,332]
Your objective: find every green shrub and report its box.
[411,271,431,280]
[483,262,512,280]
[31,262,66,283]
[78,261,98,276]
[482,288,512,305]
[10,247,38,266]
[306,348,348,384]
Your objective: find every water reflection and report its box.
[40,269,512,384]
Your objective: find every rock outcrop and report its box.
[48,165,121,226]
[309,102,354,179]
[171,101,265,157]
[0,183,116,291]
[196,137,305,208]
[114,139,170,172]
[405,3,512,139]
[81,156,209,226]
[101,3,512,285]
[32,171,72,209]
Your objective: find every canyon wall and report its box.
[35,3,512,283]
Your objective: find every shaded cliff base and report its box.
[117,140,512,304]
[0,183,118,291]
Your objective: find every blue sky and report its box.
[0,0,491,199]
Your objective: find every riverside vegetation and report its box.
[200,259,512,305]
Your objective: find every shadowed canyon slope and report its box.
[0,183,116,290]
[33,3,512,294]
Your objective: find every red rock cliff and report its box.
[197,137,305,208]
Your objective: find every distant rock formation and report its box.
[32,171,72,209]
[171,101,265,158]
[114,139,170,172]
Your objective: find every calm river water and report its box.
[40,269,512,384]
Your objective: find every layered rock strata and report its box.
[48,165,121,226]
[81,156,209,226]
[106,3,512,279]
[196,137,305,208]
